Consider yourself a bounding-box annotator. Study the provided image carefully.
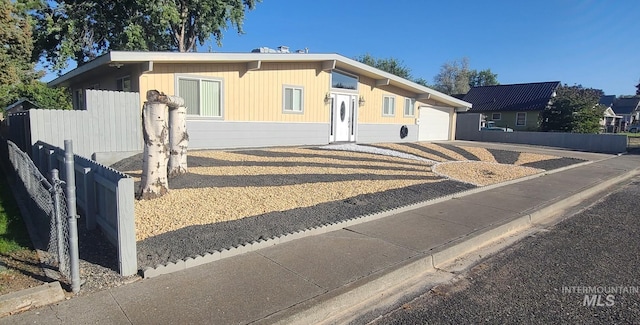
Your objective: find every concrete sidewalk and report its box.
[3,152,639,325]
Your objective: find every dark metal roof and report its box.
[612,97,640,115]
[462,81,561,112]
[598,95,616,107]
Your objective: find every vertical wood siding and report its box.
[139,62,332,123]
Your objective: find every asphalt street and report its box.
[362,177,640,324]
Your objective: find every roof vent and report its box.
[251,46,307,54]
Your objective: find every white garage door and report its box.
[418,106,452,141]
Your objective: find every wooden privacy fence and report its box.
[8,90,142,161]
[32,141,137,276]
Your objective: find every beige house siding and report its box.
[138,62,331,123]
[356,75,452,125]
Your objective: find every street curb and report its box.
[0,282,65,318]
[141,157,604,278]
[264,164,640,325]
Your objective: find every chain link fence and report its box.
[0,138,73,282]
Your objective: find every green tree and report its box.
[30,0,259,70]
[432,57,471,95]
[0,0,36,85]
[355,53,432,87]
[355,53,412,79]
[432,58,499,95]
[468,69,499,87]
[540,85,605,133]
[0,0,71,110]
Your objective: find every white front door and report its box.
[332,93,356,142]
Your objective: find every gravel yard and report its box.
[71,142,586,291]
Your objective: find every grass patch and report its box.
[620,132,640,138]
[0,168,31,254]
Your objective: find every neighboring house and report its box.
[599,95,622,133]
[3,98,40,120]
[461,81,561,131]
[610,97,640,130]
[601,106,623,133]
[48,51,471,149]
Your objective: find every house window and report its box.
[383,95,395,116]
[73,89,85,110]
[283,85,304,113]
[404,98,415,117]
[516,112,526,126]
[177,77,223,117]
[116,76,131,92]
[331,70,358,90]
[492,113,501,121]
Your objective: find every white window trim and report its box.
[516,112,527,126]
[282,85,304,114]
[175,75,224,119]
[383,95,396,117]
[403,98,415,117]
[492,113,501,121]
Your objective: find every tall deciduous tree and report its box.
[30,0,259,70]
[432,57,471,95]
[0,0,35,86]
[355,53,432,87]
[1,0,70,109]
[469,69,499,87]
[540,84,605,133]
[355,54,412,80]
[432,58,499,95]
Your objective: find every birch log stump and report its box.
[162,95,189,178]
[137,90,170,200]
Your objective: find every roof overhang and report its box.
[48,51,472,110]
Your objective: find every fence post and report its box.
[51,169,68,277]
[64,140,81,293]
[83,167,96,230]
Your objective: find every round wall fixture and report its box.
[340,102,346,122]
[400,125,408,139]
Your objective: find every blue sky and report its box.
[193,0,640,96]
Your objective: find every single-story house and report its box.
[461,81,561,131]
[48,51,471,149]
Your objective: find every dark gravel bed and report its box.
[521,157,585,170]
[137,180,476,269]
[432,143,481,161]
[485,148,522,165]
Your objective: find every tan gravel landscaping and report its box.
[513,152,561,166]
[119,144,573,241]
[433,161,543,186]
[454,145,498,162]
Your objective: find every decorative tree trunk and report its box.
[137,91,170,200]
[163,96,189,178]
